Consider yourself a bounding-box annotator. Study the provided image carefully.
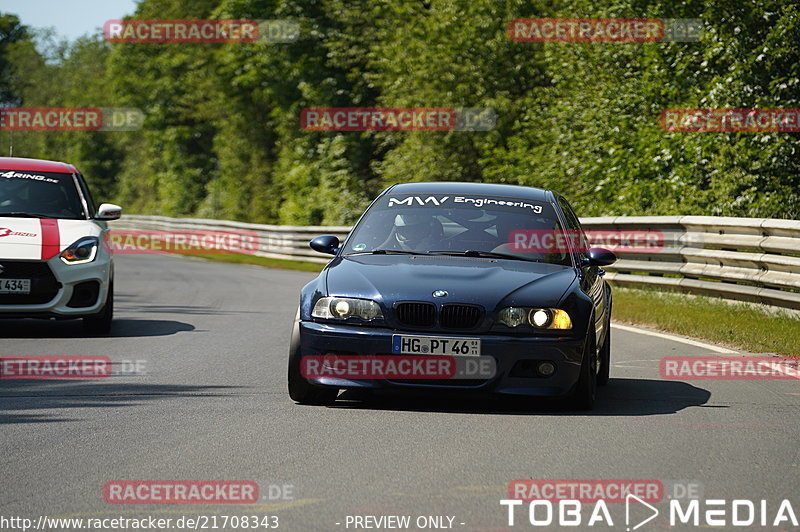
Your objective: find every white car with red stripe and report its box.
[0,157,121,332]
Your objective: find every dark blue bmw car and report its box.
[288,182,616,409]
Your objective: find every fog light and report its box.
[538,361,556,377]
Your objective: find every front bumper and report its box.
[297,321,585,397]
[0,255,112,319]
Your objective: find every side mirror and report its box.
[95,203,122,220]
[584,247,616,267]
[310,235,340,255]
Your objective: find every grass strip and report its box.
[612,287,800,357]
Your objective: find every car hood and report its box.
[325,254,577,309]
[0,217,101,260]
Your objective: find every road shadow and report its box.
[324,378,711,416]
[117,304,263,315]
[0,318,195,338]
[0,382,249,424]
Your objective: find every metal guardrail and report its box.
[584,216,800,309]
[110,215,351,264]
[111,214,800,309]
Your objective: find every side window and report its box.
[556,196,588,256]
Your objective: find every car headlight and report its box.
[497,307,572,330]
[60,237,99,265]
[312,297,384,321]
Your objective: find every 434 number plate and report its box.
[0,279,31,294]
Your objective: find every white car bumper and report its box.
[0,253,112,318]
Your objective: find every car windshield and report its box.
[345,193,574,266]
[0,170,86,219]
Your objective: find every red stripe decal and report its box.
[40,219,61,260]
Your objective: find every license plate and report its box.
[392,335,481,356]
[0,279,31,294]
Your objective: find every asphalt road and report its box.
[1,254,798,532]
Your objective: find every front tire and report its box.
[83,281,113,334]
[287,315,338,405]
[570,328,597,410]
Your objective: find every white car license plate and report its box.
[0,279,31,294]
[392,335,481,356]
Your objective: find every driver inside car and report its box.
[380,212,444,252]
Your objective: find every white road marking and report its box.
[611,322,738,354]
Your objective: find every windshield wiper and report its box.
[428,250,543,262]
[0,212,52,219]
[348,249,430,256]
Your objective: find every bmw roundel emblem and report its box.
[432,290,448,298]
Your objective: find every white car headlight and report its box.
[60,237,99,265]
[497,307,572,330]
[312,297,384,321]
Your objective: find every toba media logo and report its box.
[501,480,798,529]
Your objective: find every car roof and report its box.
[385,181,552,202]
[0,157,77,174]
